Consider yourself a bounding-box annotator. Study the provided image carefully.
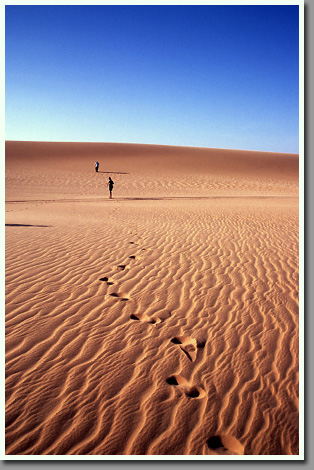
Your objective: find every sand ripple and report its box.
[5,199,299,455]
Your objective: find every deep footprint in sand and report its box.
[109,292,129,301]
[166,374,187,386]
[130,313,156,324]
[171,336,205,362]
[206,435,244,455]
[99,276,114,286]
[130,310,171,324]
[117,265,126,271]
[166,374,205,399]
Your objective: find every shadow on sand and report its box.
[5,224,51,227]
[97,171,129,175]
[115,195,291,201]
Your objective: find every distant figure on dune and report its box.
[95,161,99,172]
[107,177,114,199]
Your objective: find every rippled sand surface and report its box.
[5,141,299,456]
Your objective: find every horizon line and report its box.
[4,140,299,156]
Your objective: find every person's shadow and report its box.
[97,171,128,175]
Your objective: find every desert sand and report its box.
[5,141,299,456]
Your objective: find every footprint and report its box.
[166,374,187,386]
[185,387,205,399]
[171,336,201,362]
[130,313,156,324]
[129,255,136,260]
[130,310,171,324]
[99,276,114,286]
[206,435,244,455]
[166,374,205,399]
[197,339,206,349]
[117,265,126,271]
[110,292,129,301]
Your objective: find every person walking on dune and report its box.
[95,161,99,172]
[107,176,114,199]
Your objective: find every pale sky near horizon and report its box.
[5,4,300,153]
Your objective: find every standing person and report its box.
[107,177,114,199]
[95,161,99,172]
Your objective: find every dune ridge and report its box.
[5,142,299,455]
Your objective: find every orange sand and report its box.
[5,141,299,456]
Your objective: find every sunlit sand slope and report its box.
[5,141,298,199]
[5,142,299,455]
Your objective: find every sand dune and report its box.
[5,141,299,456]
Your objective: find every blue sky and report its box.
[5,5,300,152]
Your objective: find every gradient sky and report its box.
[5,4,300,152]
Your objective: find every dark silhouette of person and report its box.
[95,161,99,172]
[107,177,114,199]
